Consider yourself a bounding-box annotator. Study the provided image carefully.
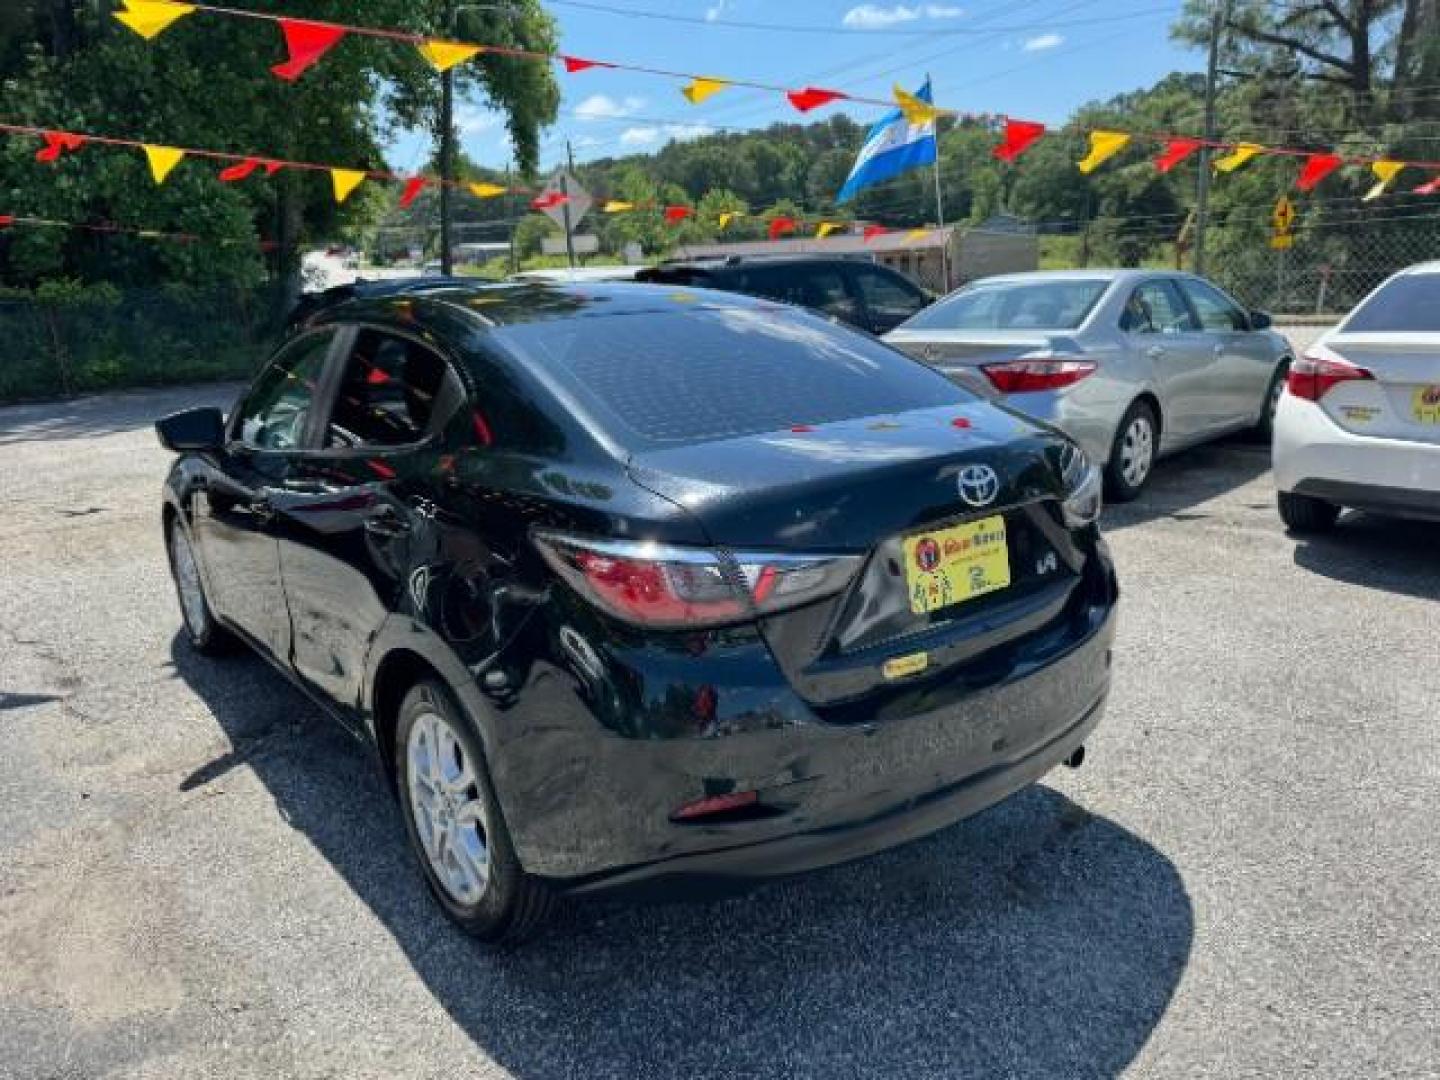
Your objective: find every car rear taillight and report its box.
[982,359,1098,393]
[533,532,863,628]
[1286,353,1374,401]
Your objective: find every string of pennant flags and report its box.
[0,210,278,249]
[106,0,1440,199]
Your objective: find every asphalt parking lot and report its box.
[2,378,1437,1079]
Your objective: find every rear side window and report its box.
[326,329,461,449]
[1344,274,1440,332]
[905,279,1109,331]
[740,265,862,325]
[1124,281,1199,334]
[498,306,968,448]
[1179,279,1249,331]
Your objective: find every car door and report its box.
[193,329,338,661]
[738,264,865,328]
[1121,278,1217,448]
[275,324,466,711]
[1178,277,1275,428]
[848,263,929,334]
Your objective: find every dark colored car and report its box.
[157,282,1118,943]
[636,255,931,334]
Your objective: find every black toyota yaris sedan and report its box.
[157,282,1118,943]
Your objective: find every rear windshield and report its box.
[498,306,969,448]
[903,279,1110,331]
[1343,274,1440,333]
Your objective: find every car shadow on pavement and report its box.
[172,635,1193,1080]
[1291,515,1440,601]
[1101,435,1272,533]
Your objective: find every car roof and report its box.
[963,268,1169,287]
[652,254,873,270]
[1398,261,1440,276]
[320,281,786,330]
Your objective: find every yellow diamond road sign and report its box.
[1272,196,1296,233]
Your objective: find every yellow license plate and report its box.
[903,515,1011,615]
[1412,386,1440,424]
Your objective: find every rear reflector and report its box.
[671,789,758,822]
[982,359,1098,393]
[1286,353,1374,401]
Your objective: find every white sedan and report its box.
[1274,261,1440,531]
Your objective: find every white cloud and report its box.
[573,93,646,121]
[619,123,714,148]
[455,105,504,136]
[620,126,660,147]
[1022,32,1063,51]
[842,3,963,28]
[706,0,729,21]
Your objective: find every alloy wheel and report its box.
[406,708,492,906]
[1120,415,1155,488]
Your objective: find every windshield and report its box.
[498,306,971,449]
[1343,274,1440,333]
[902,278,1111,332]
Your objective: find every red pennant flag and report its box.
[0,215,14,228]
[768,216,797,240]
[271,19,347,81]
[863,225,889,243]
[531,192,568,210]
[1414,175,1440,196]
[787,86,846,113]
[561,55,612,73]
[1296,153,1343,192]
[35,132,85,163]
[219,158,261,182]
[1154,138,1201,174]
[993,119,1045,163]
[663,205,693,224]
[399,177,427,208]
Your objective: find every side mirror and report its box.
[156,407,226,453]
[1249,309,1273,331]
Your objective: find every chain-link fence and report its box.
[0,282,289,403]
[1203,213,1440,318]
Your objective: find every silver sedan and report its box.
[885,269,1293,499]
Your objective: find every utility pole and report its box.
[438,0,457,276]
[560,140,577,269]
[1194,0,1229,277]
[506,160,519,274]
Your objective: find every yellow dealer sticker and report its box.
[883,652,929,680]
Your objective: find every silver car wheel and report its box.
[406,708,491,906]
[1120,415,1155,488]
[170,527,209,638]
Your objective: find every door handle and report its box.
[364,506,410,538]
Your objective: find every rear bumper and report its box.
[1274,394,1440,514]
[499,594,1117,895]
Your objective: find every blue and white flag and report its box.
[835,80,937,205]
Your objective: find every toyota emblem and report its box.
[957,464,1000,508]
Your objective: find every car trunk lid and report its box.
[1318,334,1440,443]
[884,330,1078,396]
[627,404,1096,711]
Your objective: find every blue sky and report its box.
[385,0,1200,175]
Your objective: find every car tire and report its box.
[394,679,556,945]
[1277,491,1341,533]
[166,520,235,656]
[1104,400,1159,502]
[1252,362,1290,441]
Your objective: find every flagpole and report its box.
[927,73,950,294]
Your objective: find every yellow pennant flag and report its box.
[893,85,941,126]
[143,145,185,185]
[468,182,507,198]
[331,169,367,204]
[905,228,930,242]
[1214,142,1265,173]
[114,0,196,41]
[603,200,635,213]
[681,78,728,105]
[1363,160,1405,201]
[718,210,745,230]
[1078,130,1131,174]
[816,222,841,239]
[417,40,484,72]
